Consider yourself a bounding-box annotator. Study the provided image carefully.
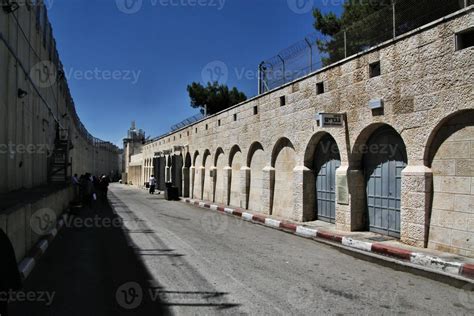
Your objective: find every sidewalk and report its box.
[180,196,474,282]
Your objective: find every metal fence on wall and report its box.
[259,0,472,93]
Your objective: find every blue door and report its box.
[364,128,407,238]
[314,135,341,223]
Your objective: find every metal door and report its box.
[172,155,183,196]
[314,136,341,223]
[364,128,407,238]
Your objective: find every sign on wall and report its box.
[317,113,345,128]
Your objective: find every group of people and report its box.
[72,173,110,206]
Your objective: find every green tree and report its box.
[313,0,462,65]
[187,82,247,115]
[313,0,392,65]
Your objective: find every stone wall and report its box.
[128,8,473,255]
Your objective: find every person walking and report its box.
[0,228,22,316]
[149,175,157,195]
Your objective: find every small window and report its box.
[253,106,258,115]
[180,134,182,138]
[218,119,221,126]
[187,131,190,136]
[206,124,208,130]
[195,128,197,133]
[280,96,286,107]
[233,114,237,121]
[369,61,381,78]
[456,28,474,51]
[316,82,325,95]
[173,136,175,141]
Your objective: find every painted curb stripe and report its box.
[233,210,242,217]
[38,239,49,254]
[180,198,474,280]
[264,218,281,228]
[296,226,318,238]
[242,212,253,221]
[342,237,373,252]
[317,231,343,243]
[371,243,412,260]
[50,228,58,238]
[460,264,474,278]
[280,222,297,232]
[252,215,266,224]
[410,253,462,275]
[19,258,35,280]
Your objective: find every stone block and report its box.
[432,192,454,210]
[456,159,474,176]
[454,194,474,214]
[433,176,471,194]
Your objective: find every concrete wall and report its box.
[0,187,73,262]
[0,3,120,194]
[127,8,473,255]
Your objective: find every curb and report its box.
[17,213,69,281]
[182,198,474,281]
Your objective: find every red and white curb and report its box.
[18,213,69,280]
[183,198,474,281]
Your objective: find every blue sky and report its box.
[48,0,342,146]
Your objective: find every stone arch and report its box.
[214,147,225,167]
[271,137,295,168]
[304,132,341,223]
[229,145,243,207]
[426,110,474,257]
[271,137,296,217]
[192,151,201,199]
[228,145,242,167]
[214,148,226,204]
[193,150,200,167]
[246,142,265,212]
[202,149,212,201]
[183,152,192,198]
[185,152,192,168]
[359,125,408,237]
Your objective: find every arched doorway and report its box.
[202,150,212,201]
[183,153,192,198]
[172,154,183,196]
[214,148,225,204]
[229,145,242,207]
[272,138,296,218]
[192,151,200,199]
[153,156,166,191]
[427,110,474,256]
[247,142,265,212]
[314,135,341,223]
[363,126,407,238]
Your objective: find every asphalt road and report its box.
[9,183,474,315]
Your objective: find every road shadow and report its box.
[9,197,171,316]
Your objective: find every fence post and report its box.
[344,31,347,58]
[392,0,396,38]
[278,54,286,85]
[304,37,313,72]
